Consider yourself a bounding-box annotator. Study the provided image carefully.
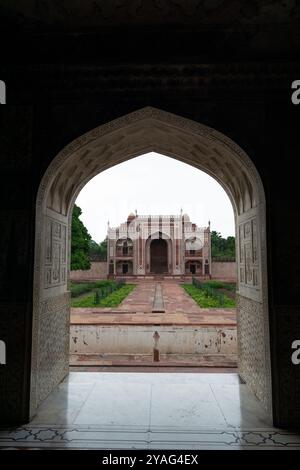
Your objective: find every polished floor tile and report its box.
[66,371,242,385]
[31,383,95,424]
[1,372,300,449]
[210,383,271,429]
[74,382,151,426]
[150,383,226,427]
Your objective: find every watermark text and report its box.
[0,80,6,104]
[291,340,300,365]
[0,340,6,365]
[291,80,300,105]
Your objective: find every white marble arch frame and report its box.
[31,107,272,422]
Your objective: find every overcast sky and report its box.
[76,152,235,243]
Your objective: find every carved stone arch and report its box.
[31,107,272,423]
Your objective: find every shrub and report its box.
[72,284,135,308]
[202,280,236,292]
[70,280,116,298]
[184,283,236,308]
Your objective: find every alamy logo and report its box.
[0,340,6,365]
[0,80,6,104]
[291,80,300,105]
[291,340,300,365]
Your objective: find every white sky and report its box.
[75,152,235,243]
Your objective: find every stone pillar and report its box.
[236,206,272,417]
[30,208,70,417]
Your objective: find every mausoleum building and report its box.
[107,213,211,277]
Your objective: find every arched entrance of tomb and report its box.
[150,238,168,274]
[145,231,172,275]
[31,107,272,423]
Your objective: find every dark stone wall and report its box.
[0,18,300,426]
[0,107,35,423]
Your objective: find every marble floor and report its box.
[1,372,300,449]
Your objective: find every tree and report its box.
[211,231,235,259]
[71,204,91,270]
[88,237,107,260]
[98,238,107,260]
[89,239,101,256]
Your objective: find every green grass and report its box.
[182,284,236,308]
[71,284,135,308]
[70,280,116,298]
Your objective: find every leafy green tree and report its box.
[226,236,235,256]
[71,204,91,270]
[211,231,235,259]
[89,239,101,256]
[88,238,107,260]
[98,238,107,260]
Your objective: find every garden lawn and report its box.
[71,284,135,308]
[182,283,236,308]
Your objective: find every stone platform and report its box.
[69,353,237,368]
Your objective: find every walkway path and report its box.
[71,280,236,326]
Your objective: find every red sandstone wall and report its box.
[70,261,236,281]
[70,262,107,281]
[211,262,237,280]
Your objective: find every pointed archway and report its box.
[150,238,168,274]
[31,107,272,422]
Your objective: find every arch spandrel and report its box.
[40,107,261,218]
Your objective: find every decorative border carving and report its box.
[44,217,67,288]
[238,216,260,290]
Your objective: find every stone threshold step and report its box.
[70,357,238,368]
[70,321,237,326]
[69,366,238,373]
[70,362,238,368]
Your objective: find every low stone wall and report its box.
[70,324,237,358]
[211,261,237,280]
[70,262,107,281]
[70,261,237,281]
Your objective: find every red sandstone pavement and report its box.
[71,280,237,326]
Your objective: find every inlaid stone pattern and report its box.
[239,218,259,288]
[45,217,67,288]
[1,425,300,450]
[237,294,271,416]
[37,293,70,406]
